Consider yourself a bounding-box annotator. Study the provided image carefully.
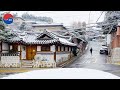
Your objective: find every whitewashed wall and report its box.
[35,52,54,62]
[21,45,26,59]
[34,52,56,68]
[2,42,9,53]
[56,52,70,64]
[51,45,55,52]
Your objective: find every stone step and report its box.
[21,61,34,65]
[22,64,34,66]
[22,62,33,63]
[21,65,33,68]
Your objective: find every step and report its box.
[22,64,34,65]
[22,62,33,64]
[21,62,34,65]
[21,60,33,63]
[21,66,33,68]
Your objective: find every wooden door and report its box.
[26,45,37,60]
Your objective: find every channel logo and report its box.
[3,13,13,24]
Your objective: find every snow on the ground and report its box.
[1,68,120,79]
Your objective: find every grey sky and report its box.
[11,11,105,26]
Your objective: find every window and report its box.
[41,46,50,51]
[23,46,26,51]
[13,45,18,51]
[10,45,13,50]
[65,47,68,51]
[69,47,71,51]
[18,45,20,51]
[61,46,64,51]
[37,46,41,51]
[58,46,60,51]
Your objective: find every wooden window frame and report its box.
[37,46,41,51]
[65,47,68,51]
[41,46,50,51]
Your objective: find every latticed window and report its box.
[65,47,68,51]
[41,46,50,51]
[13,45,18,51]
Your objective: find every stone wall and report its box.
[0,54,20,68]
[56,52,71,65]
[111,48,120,63]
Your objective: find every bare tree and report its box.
[82,21,86,30]
[71,21,78,29]
[77,21,82,29]
[99,11,120,34]
[13,13,18,17]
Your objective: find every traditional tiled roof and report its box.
[14,17,25,21]
[6,30,77,46]
[36,30,57,39]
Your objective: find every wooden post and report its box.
[54,52,56,62]
[54,45,56,62]
[20,44,22,60]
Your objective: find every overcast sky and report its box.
[11,11,105,26]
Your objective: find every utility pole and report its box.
[88,11,91,25]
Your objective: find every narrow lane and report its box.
[65,41,120,77]
[67,41,107,66]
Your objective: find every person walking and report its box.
[90,47,93,55]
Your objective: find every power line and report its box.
[88,11,91,24]
[96,11,104,23]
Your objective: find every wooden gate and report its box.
[26,45,37,60]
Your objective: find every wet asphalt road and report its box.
[65,41,120,77]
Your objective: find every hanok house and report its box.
[0,30,77,68]
[62,31,88,55]
[108,23,120,64]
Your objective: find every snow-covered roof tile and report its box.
[6,29,77,46]
[59,38,77,46]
